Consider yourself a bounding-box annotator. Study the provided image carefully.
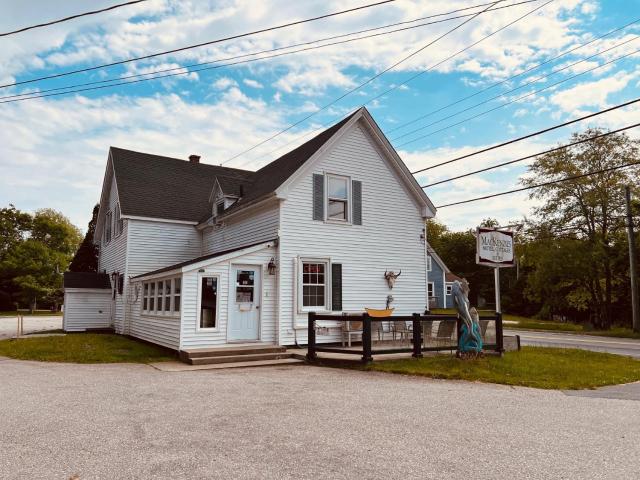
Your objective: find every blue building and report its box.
[427,244,462,310]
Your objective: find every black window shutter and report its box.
[312,173,325,221]
[352,180,362,225]
[331,263,342,311]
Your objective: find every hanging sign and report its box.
[476,227,515,267]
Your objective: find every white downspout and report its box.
[424,221,430,312]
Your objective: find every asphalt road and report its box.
[507,329,640,358]
[0,315,62,339]
[0,359,639,479]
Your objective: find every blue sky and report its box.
[1,0,639,231]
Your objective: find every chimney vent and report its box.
[189,154,201,163]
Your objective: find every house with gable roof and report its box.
[63,107,455,355]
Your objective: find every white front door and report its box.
[228,265,260,341]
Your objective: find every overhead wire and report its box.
[0,0,398,89]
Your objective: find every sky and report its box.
[0,0,639,232]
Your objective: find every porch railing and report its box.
[306,311,504,363]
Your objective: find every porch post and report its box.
[307,312,317,362]
[362,313,373,363]
[412,313,423,358]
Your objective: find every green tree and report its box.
[0,206,81,311]
[0,204,32,261]
[69,204,100,272]
[523,128,640,328]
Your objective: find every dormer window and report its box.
[327,174,350,222]
[216,200,225,216]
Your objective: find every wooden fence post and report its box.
[307,312,317,362]
[412,313,423,358]
[362,313,372,363]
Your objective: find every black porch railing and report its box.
[307,311,504,363]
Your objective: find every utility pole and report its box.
[625,186,640,333]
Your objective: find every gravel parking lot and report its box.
[0,359,638,479]
[0,315,62,339]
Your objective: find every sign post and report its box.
[476,227,516,353]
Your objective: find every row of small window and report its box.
[142,277,181,315]
[104,204,123,245]
[426,283,454,298]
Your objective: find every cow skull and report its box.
[384,270,402,289]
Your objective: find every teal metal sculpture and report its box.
[451,279,483,357]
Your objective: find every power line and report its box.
[0,0,149,37]
[0,0,397,90]
[219,1,503,165]
[237,0,551,167]
[436,159,640,208]
[422,122,640,188]
[392,34,639,143]
[387,16,640,135]
[411,96,640,174]
[0,0,540,103]
[399,45,640,150]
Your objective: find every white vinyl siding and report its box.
[278,120,428,344]
[202,203,279,255]
[125,219,201,349]
[179,245,277,349]
[63,289,112,332]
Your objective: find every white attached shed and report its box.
[63,272,113,332]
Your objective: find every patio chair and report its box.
[341,319,363,347]
[372,320,385,343]
[392,320,412,344]
[480,320,490,340]
[434,320,456,349]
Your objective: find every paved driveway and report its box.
[0,315,62,339]
[508,329,640,358]
[0,359,639,479]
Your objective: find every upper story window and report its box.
[104,211,113,244]
[327,174,350,222]
[426,256,432,271]
[114,204,123,237]
[216,200,225,216]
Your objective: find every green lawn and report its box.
[431,308,640,339]
[0,334,175,363]
[367,347,640,389]
[0,310,62,316]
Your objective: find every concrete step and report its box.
[150,358,304,372]
[188,352,295,366]
[180,345,286,361]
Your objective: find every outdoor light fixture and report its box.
[267,258,277,275]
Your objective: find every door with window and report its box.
[228,266,260,341]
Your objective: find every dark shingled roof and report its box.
[110,110,358,223]
[111,147,255,223]
[64,272,112,289]
[131,240,276,279]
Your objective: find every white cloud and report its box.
[212,76,238,90]
[242,78,263,88]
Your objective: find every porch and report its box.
[305,311,506,363]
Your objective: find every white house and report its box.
[63,107,442,353]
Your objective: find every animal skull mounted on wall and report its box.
[384,270,401,289]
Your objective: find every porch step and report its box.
[180,345,286,361]
[188,352,295,366]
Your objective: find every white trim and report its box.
[120,215,198,225]
[324,172,352,224]
[139,274,181,318]
[181,242,275,274]
[426,256,432,272]
[297,257,332,314]
[227,263,262,342]
[196,273,221,332]
[63,288,111,294]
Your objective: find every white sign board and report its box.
[476,228,515,267]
